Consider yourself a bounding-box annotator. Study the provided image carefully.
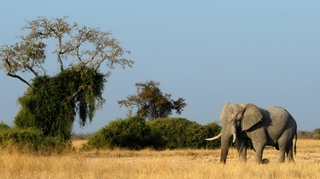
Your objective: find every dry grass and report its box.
[0,139,319,179]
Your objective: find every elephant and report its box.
[206,102,297,164]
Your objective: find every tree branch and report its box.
[5,60,32,87]
[6,73,31,87]
[69,85,87,101]
[57,36,64,71]
[26,64,38,77]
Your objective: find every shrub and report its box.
[83,117,221,151]
[0,126,71,154]
[201,122,222,149]
[148,118,221,149]
[0,121,11,130]
[83,116,164,150]
[148,118,192,149]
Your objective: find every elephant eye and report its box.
[230,120,236,124]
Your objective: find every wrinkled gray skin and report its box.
[206,102,297,164]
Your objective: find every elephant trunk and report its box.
[220,133,231,164]
[220,127,237,164]
[205,128,237,164]
[206,131,236,163]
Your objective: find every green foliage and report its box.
[148,118,190,149]
[83,117,221,151]
[201,122,223,148]
[118,81,187,120]
[83,116,164,150]
[0,121,11,130]
[14,66,105,141]
[0,127,43,146]
[0,127,69,154]
[149,118,221,149]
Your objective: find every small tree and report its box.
[118,81,187,120]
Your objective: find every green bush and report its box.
[0,126,71,154]
[83,116,164,150]
[201,122,222,149]
[83,117,221,151]
[148,118,221,149]
[148,118,191,149]
[0,121,11,130]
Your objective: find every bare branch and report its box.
[6,73,32,87]
[0,41,45,86]
[23,16,78,72]
[1,16,134,90]
[65,26,133,74]
[26,64,38,76]
[5,60,31,87]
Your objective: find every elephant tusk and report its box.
[205,133,222,141]
[232,133,236,143]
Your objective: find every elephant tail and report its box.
[293,130,297,155]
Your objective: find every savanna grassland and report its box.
[0,139,319,179]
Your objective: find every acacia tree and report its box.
[118,81,187,120]
[0,16,133,141]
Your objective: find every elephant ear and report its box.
[241,103,263,131]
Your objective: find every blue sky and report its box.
[1,1,320,133]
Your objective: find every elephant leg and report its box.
[237,138,248,162]
[278,132,293,163]
[252,141,265,164]
[278,139,288,162]
[278,146,286,162]
[247,129,267,164]
[285,140,294,162]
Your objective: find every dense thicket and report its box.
[83,117,221,150]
